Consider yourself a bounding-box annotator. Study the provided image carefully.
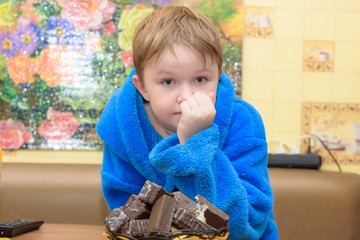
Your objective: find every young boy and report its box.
[96,6,278,240]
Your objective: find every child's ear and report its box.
[219,67,223,78]
[132,75,149,101]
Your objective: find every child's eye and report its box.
[162,79,175,86]
[194,77,207,84]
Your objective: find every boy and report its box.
[96,6,278,240]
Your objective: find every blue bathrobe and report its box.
[96,69,278,240]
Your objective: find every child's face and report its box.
[133,44,219,136]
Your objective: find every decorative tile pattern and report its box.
[244,7,274,39]
[301,102,360,165]
[303,40,335,72]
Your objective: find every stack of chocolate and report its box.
[104,180,230,239]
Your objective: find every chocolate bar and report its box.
[104,181,230,239]
[138,180,171,207]
[173,191,193,203]
[147,194,177,236]
[173,208,216,231]
[105,207,129,233]
[123,194,150,220]
[121,219,149,238]
[195,195,230,229]
[173,191,197,215]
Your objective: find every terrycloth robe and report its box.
[96,69,278,240]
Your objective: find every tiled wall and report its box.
[242,0,360,173]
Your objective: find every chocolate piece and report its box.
[195,195,230,229]
[172,208,216,231]
[105,207,129,233]
[173,191,193,203]
[123,194,150,219]
[147,194,177,236]
[121,219,149,238]
[173,191,196,206]
[173,191,197,215]
[138,180,170,207]
[104,181,230,238]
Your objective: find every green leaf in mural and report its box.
[110,0,135,6]
[0,56,4,68]
[35,76,51,93]
[198,0,237,23]
[0,86,17,103]
[33,1,61,18]
[17,100,29,110]
[198,0,237,42]
[223,42,242,64]
[102,35,120,53]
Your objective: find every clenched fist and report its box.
[177,92,216,144]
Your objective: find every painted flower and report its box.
[0,30,16,58]
[0,0,17,26]
[37,108,79,140]
[83,32,102,52]
[121,51,133,68]
[42,16,81,48]
[17,0,44,26]
[0,23,40,58]
[0,119,34,150]
[36,44,78,87]
[6,54,37,84]
[117,6,154,51]
[12,23,41,56]
[102,21,116,35]
[58,0,116,32]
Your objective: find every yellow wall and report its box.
[243,0,360,173]
[3,0,360,174]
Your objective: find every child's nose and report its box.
[177,85,193,103]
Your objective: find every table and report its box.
[10,224,106,240]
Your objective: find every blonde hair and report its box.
[132,6,222,80]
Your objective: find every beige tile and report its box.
[272,101,302,134]
[303,72,334,102]
[275,0,305,8]
[336,11,360,42]
[304,10,335,40]
[335,42,360,73]
[242,69,273,101]
[273,71,303,101]
[242,38,275,69]
[274,9,304,40]
[273,40,303,70]
[245,0,275,7]
[336,0,360,11]
[305,0,335,10]
[333,73,360,102]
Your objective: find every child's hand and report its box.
[177,92,216,144]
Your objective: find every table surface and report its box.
[10,223,106,240]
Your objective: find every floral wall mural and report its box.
[0,0,243,150]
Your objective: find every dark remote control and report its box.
[0,219,44,237]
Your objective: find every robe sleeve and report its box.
[149,100,276,240]
[101,144,146,210]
